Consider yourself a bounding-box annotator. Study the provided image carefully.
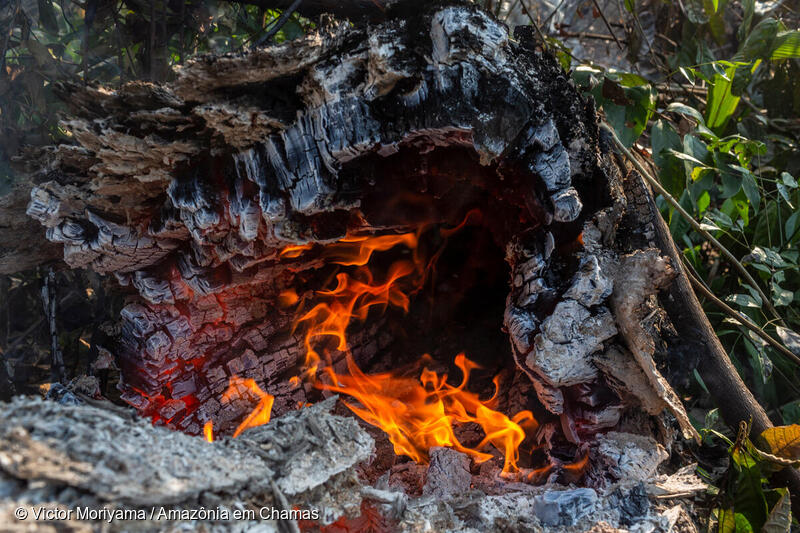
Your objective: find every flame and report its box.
[280,243,314,259]
[279,289,299,307]
[320,352,535,473]
[287,226,536,474]
[221,376,275,438]
[203,219,538,474]
[204,420,214,442]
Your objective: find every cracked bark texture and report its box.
[0,396,372,531]
[0,396,704,532]
[19,1,693,445]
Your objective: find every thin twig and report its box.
[517,0,547,44]
[684,260,800,366]
[601,122,788,328]
[543,0,568,27]
[252,0,303,48]
[558,31,627,42]
[590,0,624,50]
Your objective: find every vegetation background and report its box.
[1,0,800,528]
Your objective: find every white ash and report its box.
[423,447,472,498]
[587,431,669,487]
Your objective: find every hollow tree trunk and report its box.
[10,0,792,502]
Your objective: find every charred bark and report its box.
[17,2,700,458]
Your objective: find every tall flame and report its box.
[203,217,537,475]
[286,224,537,474]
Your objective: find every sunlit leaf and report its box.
[775,327,800,356]
[706,63,741,132]
[771,283,793,307]
[718,508,736,533]
[726,294,761,308]
[679,66,696,84]
[771,31,800,60]
[667,102,705,124]
[759,425,800,461]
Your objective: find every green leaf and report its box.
[667,102,705,124]
[726,294,761,308]
[771,31,800,60]
[684,0,709,24]
[739,0,755,42]
[603,84,656,147]
[745,246,787,268]
[785,212,800,243]
[624,0,635,13]
[720,167,743,198]
[781,172,798,188]
[730,446,769,531]
[740,170,761,213]
[776,183,794,208]
[679,66,696,84]
[775,327,800,356]
[670,190,694,240]
[739,18,782,62]
[706,64,741,132]
[771,283,793,307]
[719,508,737,533]
[736,513,756,533]
[651,120,685,196]
[670,149,707,166]
[761,491,791,533]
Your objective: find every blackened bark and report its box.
[17,2,698,456]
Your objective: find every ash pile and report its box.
[0,394,705,532]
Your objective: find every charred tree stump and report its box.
[21,1,693,436]
[5,0,790,505]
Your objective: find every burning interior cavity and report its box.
[201,212,579,479]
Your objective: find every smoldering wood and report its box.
[0,395,705,532]
[9,1,705,460]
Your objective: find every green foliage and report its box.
[561,0,800,526]
[704,425,797,532]
[573,66,657,147]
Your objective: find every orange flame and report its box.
[203,420,214,442]
[204,220,538,474]
[320,353,535,473]
[280,243,314,259]
[221,376,275,438]
[287,226,537,474]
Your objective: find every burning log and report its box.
[5,0,792,523]
[22,3,689,443]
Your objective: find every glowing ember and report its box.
[203,420,214,443]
